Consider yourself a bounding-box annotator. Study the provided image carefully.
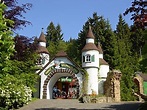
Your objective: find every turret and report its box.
[82,26,99,68]
[82,25,99,95]
[36,30,49,66]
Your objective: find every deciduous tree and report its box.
[124,0,147,29]
[2,0,32,30]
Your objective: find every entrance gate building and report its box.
[37,52,83,99]
[35,26,109,99]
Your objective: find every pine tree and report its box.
[115,14,136,101]
[46,22,63,46]
[46,22,65,58]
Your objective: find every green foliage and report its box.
[130,25,145,56]
[46,22,63,46]
[46,22,66,58]
[0,2,38,109]
[0,75,32,109]
[66,38,80,64]
[0,3,14,76]
[114,14,137,101]
[139,30,147,73]
[47,40,67,59]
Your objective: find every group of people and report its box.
[53,86,67,99]
[53,86,77,99]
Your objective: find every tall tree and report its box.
[139,30,147,73]
[124,0,147,29]
[12,35,37,61]
[66,38,80,64]
[46,22,63,46]
[46,22,65,58]
[0,2,14,77]
[124,0,147,74]
[115,14,136,101]
[2,0,32,30]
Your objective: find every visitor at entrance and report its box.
[53,86,57,98]
[68,87,73,98]
[57,88,61,97]
[61,90,67,99]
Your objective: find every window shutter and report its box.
[83,56,85,62]
[91,55,95,62]
[42,57,45,64]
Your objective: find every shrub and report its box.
[0,75,32,109]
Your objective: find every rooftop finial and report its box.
[41,28,44,32]
[88,21,91,30]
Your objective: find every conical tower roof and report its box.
[86,26,95,39]
[82,25,98,52]
[38,32,46,42]
[36,46,49,54]
[82,43,98,52]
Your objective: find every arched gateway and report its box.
[36,50,83,99]
[42,68,80,99]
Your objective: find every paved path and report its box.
[18,99,142,110]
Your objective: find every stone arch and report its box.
[42,68,80,99]
[134,76,143,94]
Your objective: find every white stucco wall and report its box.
[82,50,99,68]
[99,54,103,59]
[86,38,94,43]
[99,65,109,78]
[39,42,46,47]
[85,67,98,94]
[39,57,83,99]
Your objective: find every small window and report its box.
[83,54,95,63]
[86,54,91,62]
[83,56,85,62]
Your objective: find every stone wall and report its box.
[104,70,122,102]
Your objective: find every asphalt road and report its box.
[18,99,142,110]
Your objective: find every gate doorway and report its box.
[53,76,78,99]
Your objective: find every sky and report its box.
[16,0,133,41]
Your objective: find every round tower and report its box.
[36,30,49,66]
[82,26,99,95]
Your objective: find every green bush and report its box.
[0,75,32,109]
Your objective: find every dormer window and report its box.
[83,54,95,63]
